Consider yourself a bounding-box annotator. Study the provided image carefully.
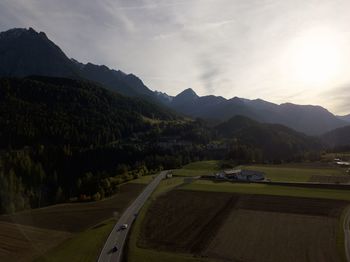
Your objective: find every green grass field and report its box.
[126,164,350,262]
[35,219,115,262]
[182,180,350,201]
[173,161,220,177]
[241,164,347,182]
[129,175,156,184]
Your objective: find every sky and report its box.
[1,0,350,115]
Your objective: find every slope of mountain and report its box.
[169,89,347,135]
[322,125,350,147]
[215,115,323,160]
[154,90,173,104]
[79,62,154,98]
[0,76,177,147]
[337,114,350,123]
[0,28,79,77]
[276,103,345,136]
[0,28,155,99]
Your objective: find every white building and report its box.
[336,161,350,167]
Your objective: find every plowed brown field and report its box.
[139,190,349,262]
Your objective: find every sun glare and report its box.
[287,28,343,87]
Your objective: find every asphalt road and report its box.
[98,171,167,262]
[344,206,350,262]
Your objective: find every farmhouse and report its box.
[216,169,265,181]
[336,161,350,167]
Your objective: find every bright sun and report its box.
[287,28,342,86]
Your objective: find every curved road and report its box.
[98,171,167,262]
[345,206,350,262]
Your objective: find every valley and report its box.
[0,23,350,262]
[126,161,350,262]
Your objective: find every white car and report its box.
[120,224,128,230]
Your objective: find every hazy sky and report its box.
[1,0,350,115]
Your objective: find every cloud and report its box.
[1,0,350,114]
[319,85,350,115]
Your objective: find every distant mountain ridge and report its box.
[0,27,348,136]
[337,114,350,123]
[167,89,348,135]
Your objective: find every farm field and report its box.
[129,175,156,184]
[138,190,349,262]
[35,219,115,262]
[241,164,348,182]
[0,222,71,262]
[173,161,219,177]
[206,210,340,262]
[175,161,349,183]
[0,182,146,262]
[309,175,350,183]
[138,190,235,253]
[182,180,350,201]
[126,178,210,262]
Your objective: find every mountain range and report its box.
[0,27,349,136]
[0,28,155,100]
[165,88,348,135]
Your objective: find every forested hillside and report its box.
[0,76,182,214]
[322,125,350,149]
[0,76,176,148]
[0,76,328,215]
[216,116,323,162]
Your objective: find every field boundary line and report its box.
[344,205,350,262]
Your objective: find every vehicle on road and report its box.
[112,246,118,252]
[120,223,128,230]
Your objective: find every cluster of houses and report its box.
[215,169,265,182]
